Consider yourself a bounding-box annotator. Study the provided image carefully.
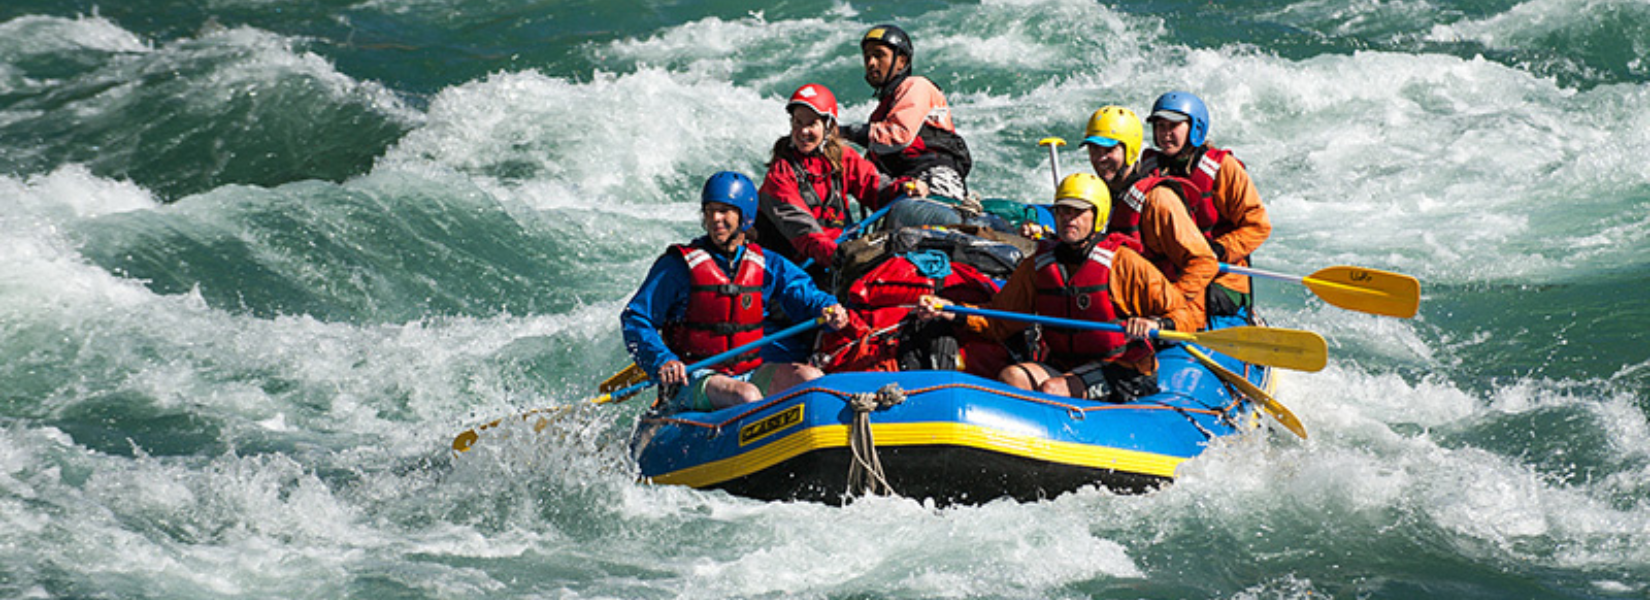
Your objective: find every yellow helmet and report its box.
[1053,173,1111,233]
[1082,106,1143,167]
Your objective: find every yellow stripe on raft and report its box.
[648,421,1186,488]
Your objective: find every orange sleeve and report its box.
[1211,155,1272,292]
[868,77,953,154]
[1109,247,1197,333]
[953,258,1037,342]
[1139,186,1217,327]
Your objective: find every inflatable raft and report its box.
[629,320,1272,506]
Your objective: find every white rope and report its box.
[845,383,906,499]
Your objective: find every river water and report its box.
[2,0,1647,597]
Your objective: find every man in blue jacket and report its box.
[622,171,850,412]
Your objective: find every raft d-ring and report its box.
[1068,407,1086,421]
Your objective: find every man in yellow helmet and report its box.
[1083,105,1220,330]
[915,174,1197,402]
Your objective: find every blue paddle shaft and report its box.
[943,305,1131,336]
[797,197,902,270]
[609,317,826,399]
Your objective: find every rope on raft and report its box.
[845,382,906,499]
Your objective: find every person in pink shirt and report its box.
[841,24,973,202]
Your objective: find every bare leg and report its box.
[703,374,765,410]
[703,363,825,410]
[1037,374,1088,399]
[998,362,1054,391]
[765,362,824,395]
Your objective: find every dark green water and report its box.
[2,0,1647,597]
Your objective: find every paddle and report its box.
[798,197,901,270]
[451,317,827,453]
[585,200,902,404]
[1038,137,1066,190]
[1221,263,1420,319]
[1183,345,1306,439]
[940,304,1328,372]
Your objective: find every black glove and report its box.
[1209,240,1227,261]
[841,122,869,147]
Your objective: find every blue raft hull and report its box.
[630,340,1273,506]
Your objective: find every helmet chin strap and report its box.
[865,54,911,95]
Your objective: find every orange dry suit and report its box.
[1139,145,1272,297]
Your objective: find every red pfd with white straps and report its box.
[814,255,1003,374]
[1032,235,1154,365]
[784,151,849,229]
[1107,173,1209,279]
[1139,146,1238,240]
[663,243,767,375]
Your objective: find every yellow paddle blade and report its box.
[598,362,649,402]
[452,415,505,452]
[451,406,573,452]
[1304,266,1421,319]
[1158,326,1328,372]
[452,428,482,452]
[1184,346,1306,439]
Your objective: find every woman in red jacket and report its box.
[756,83,926,269]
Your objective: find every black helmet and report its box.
[861,24,913,58]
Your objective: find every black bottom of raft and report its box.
[699,444,1170,506]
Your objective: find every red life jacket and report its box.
[845,255,999,308]
[662,243,767,375]
[1139,145,1239,240]
[785,152,849,229]
[1107,173,1208,279]
[815,256,1000,373]
[1032,236,1154,365]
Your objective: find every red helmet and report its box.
[786,83,838,123]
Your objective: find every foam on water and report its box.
[379,66,776,222]
[1424,0,1650,77]
[3,0,1649,597]
[0,18,418,200]
[0,13,149,61]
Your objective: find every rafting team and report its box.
[621,24,1271,413]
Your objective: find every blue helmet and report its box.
[1149,91,1210,148]
[700,171,758,232]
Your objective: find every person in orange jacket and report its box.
[840,24,973,202]
[1083,105,1219,329]
[756,83,927,271]
[915,174,1196,402]
[1138,91,1272,319]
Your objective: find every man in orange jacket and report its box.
[916,174,1196,402]
[1138,91,1272,319]
[1083,105,1219,329]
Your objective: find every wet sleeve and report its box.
[767,251,840,321]
[954,259,1038,342]
[1141,186,1217,323]
[759,160,839,264]
[1109,247,1197,333]
[1211,155,1271,262]
[867,78,940,155]
[620,253,689,379]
